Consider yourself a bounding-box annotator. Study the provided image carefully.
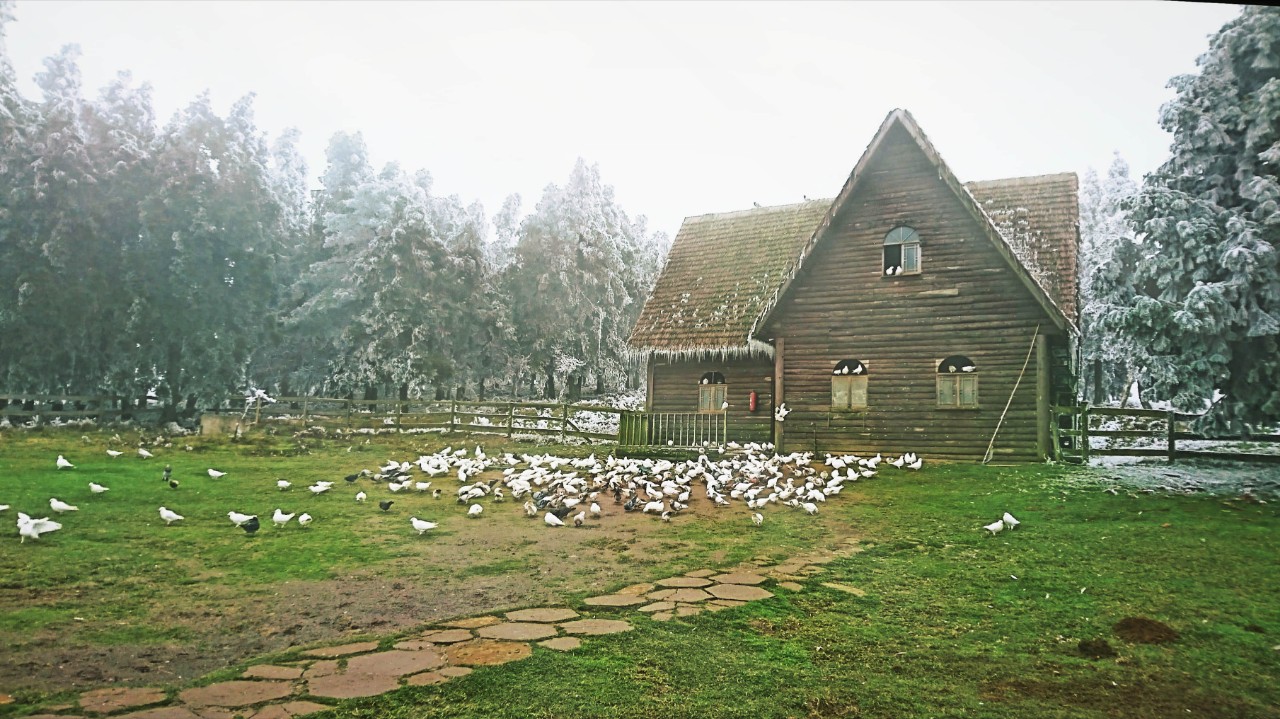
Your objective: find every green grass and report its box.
[2,430,1277,718]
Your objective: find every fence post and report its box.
[560,404,567,442]
[1167,410,1177,462]
[508,402,515,439]
[302,396,309,422]
[451,400,457,433]
[1080,406,1091,464]
[345,399,352,429]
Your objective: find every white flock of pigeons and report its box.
[11,443,969,544]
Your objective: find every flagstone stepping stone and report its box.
[505,607,580,623]
[798,566,826,576]
[675,605,703,617]
[441,616,501,629]
[393,639,436,651]
[192,708,235,719]
[306,671,398,700]
[179,680,293,708]
[709,572,767,585]
[684,569,716,578]
[821,582,867,597]
[477,622,558,641]
[583,594,648,607]
[438,666,473,678]
[615,583,655,596]
[702,602,731,612]
[654,576,712,588]
[559,619,633,635]
[345,649,445,676]
[446,640,532,666]
[777,581,804,592]
[710,599,747,608]
[639,601,676,613]
[116,708,201,719]
[706,584,773,601]
[650,612,674,622]
[666,588,711,603]
[26,715,87,719]
[538,636,582,651]
[242,665,304,680]
[422,628,474,643]
[645,589,676,601]
[247,702,331,719]
[80,687,167,713]
[301,660,338,679]
[405,671,448,686]
[301,641,379,658]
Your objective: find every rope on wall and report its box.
[983,324,1041,465]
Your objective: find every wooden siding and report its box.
[650,356,775,444]
[763,125,1061,462]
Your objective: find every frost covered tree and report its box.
[1078,154,1141,405]
[131,93,283,419]
[509,159,666,399]
[1116,6,1280,433]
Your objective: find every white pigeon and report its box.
[1002,512,1020,530]
[137,448,154,459]
[544,512,565,527]
[983,519,1004,536]
[49,498,78,513]
[572,510,586,527]
[207,469,226,479]
[158,507,184,525]
[752,512,764,526]
[272,508,295,527]
[890,455,906,469]
[355,491,367,502]
[589,502,601,518]
[56,455,75,469]
[467,504,483,517]
[410,516,438,535]
[228,511,256,527]
[800,502,819,515]
[774,403,791,421]
[17,512,62,543]
[276,480,291,491]
[106,449,123,458]
[961,365,976,373]
[642,500,664,514]
[0,505,8,512]
[89,482,109,494]
[721,401,729,410]
[907,457,923,470]
[308,484,331,495]
[414,482,432,492]
[297,513,313,527]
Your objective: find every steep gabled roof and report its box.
[627,109,1079,357]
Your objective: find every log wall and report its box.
[649,355,776,444]
[764,125,1064,461]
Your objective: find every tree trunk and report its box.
[595,373,605,396]
[363,384,377,413]
[478,378,487,402]
[1091,358,1103,406]
[543,363,557,400]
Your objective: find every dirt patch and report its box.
[1077,638,1117,658]
[1113,616,1179,644]
[980,675,1262,718]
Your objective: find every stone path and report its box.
[26,539,863,719]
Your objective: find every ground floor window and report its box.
[937,355,978,408]
[831,359,868,410]
[698,372,727,412]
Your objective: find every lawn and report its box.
[1,427,1277,718]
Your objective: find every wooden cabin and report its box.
[627,109,1079,462]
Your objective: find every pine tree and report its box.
[1079,154,1140,405]
[1120,6,1280,433]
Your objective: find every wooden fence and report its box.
[1053,405,1280,464]
[246,396,626,443]
[0,394,139,423]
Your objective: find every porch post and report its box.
[774,338,785,451]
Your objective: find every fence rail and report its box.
[1053,405,1280,464]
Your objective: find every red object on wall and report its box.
[748,390,758,412]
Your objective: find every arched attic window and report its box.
[698,372,727,413]
[883,226,921,276]
[831,360,868,410]
[937,355,978,408]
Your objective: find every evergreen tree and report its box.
[1118,6,1280,433]
[1079,154,1140,405]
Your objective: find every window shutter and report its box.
[903,243,919,272]
[938,376,957,406]
[959,376,978,406]
[851,376,868,408]
[832,377,851,409]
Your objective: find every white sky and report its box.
[5,0,1241,239]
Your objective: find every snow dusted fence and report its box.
[248,396,627,443]
[0,393,143,425]
[1053,405,1280,464]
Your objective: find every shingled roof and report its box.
[627,109,1080,357]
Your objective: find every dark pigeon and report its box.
[379,500,394,512]
[242,516,260,535]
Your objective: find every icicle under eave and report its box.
[629,340,776,363]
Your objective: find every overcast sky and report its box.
[4,1,1241,239]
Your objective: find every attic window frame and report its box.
[883,226,921,276]
[831,360,868,411]
[698,372,727,413]
[937,355,978,409]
